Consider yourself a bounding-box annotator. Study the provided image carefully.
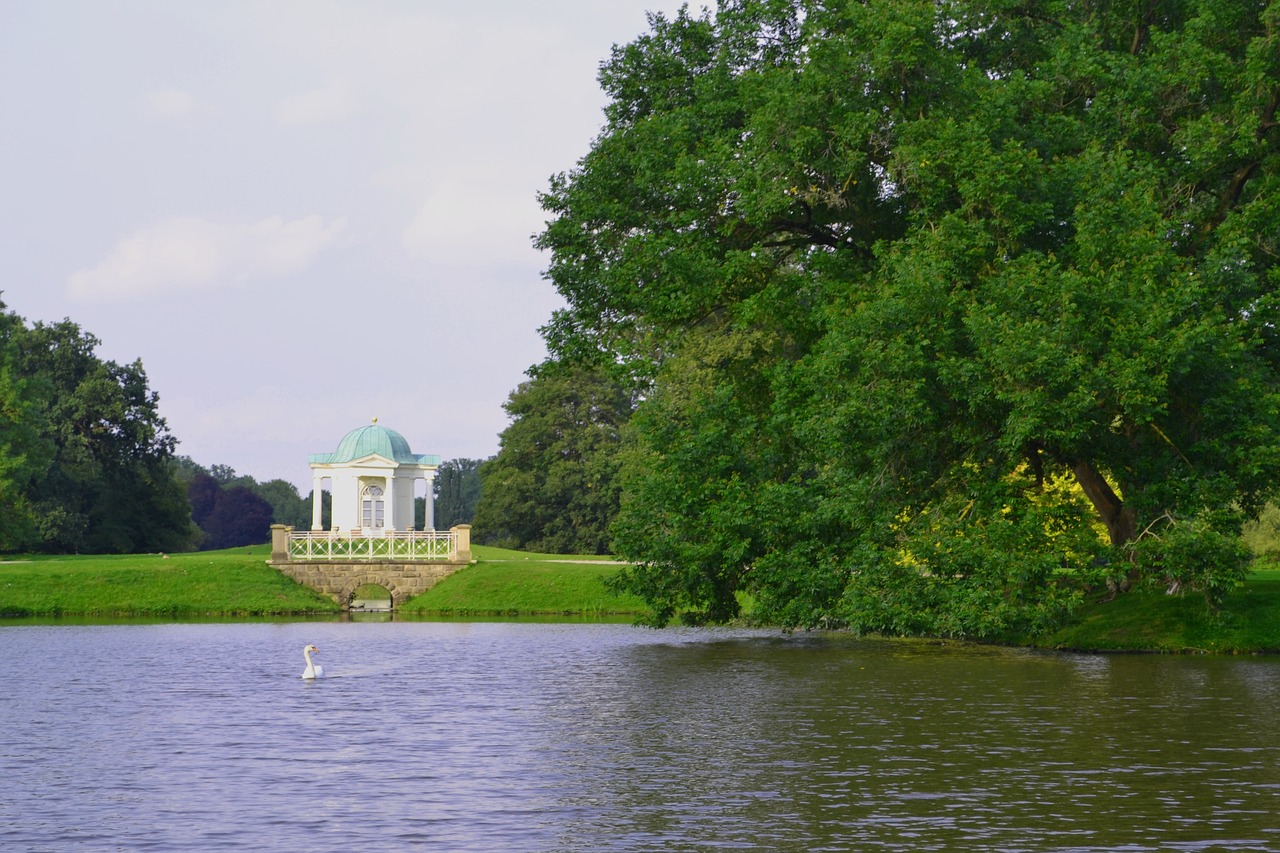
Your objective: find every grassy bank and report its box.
[1025,570,1280,654]
[4,545,1280,653]
[399,545,646,616]
[0,544,645,619]
[0,546,340,618]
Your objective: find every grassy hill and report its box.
[398,546,645,616]
[0,544,644,619]
[0,546,337,618]
[1025,569,1280,654]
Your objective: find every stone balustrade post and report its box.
[451,524,472,563]
[271,524,291,562]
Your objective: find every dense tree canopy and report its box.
[538,0,1280,633]
[1,301,194,553]
[186,471,275,550]
[428,458,484,529]
[253,479,311,530]
[176,459,311,548]
[0,308,49,550]
[475,365,635,554]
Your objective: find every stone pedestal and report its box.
[451,524,472,563]
[270,524,290,562]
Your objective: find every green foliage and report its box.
[836,468,1106,638]
[610,322,805,626]
[1130,511,1252,610]
[0,303,48,550]
[539,1,1280,636]
[428,457,484,529]
[4,304,195,553]
[253,479,311,529]
[1242,502,1280,559]
[474,364,635,554]
[176,458,313,544]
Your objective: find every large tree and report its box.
[474,364,636,554]
[0,302,49,551]
[12,316,194,553]
[539,0,1280,632]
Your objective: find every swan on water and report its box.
[302,644,324,679]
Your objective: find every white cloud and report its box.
[136,88,196,118]
[247,215,349,275]
[67,215,348,303]
[274,82,357,126]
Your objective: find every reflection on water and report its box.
[1,623,1278,852]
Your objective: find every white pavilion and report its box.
[308,420,440,532]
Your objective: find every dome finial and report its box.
[372,416,378,424]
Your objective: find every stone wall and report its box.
[270,558,469,609]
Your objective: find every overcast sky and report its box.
[0,0,695,492]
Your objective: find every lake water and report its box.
[2,621,1279,852]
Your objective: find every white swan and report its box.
[301,644,324,679]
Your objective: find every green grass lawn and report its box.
[0,543,646,620]
[0,546,339,617]
[398,545,647,616]
[1028,571,1280,653]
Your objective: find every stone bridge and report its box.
[268,524,473,610]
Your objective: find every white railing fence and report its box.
[288,529,457,561]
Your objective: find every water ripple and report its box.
[2,623,1279,851]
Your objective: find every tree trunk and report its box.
[1072,460,1136,548]
[1073,460,1139,594]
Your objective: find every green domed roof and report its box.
[309,422,439,466]
[332,424,417,463]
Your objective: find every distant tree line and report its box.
[0,295,489,554]
[171,459,314,551]
[416,458,484,530]
[179,457,485,551]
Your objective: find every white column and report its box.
[311,475,323,530]
[384,474,395,531]
[424,472,436,530]
[337,472,357,531]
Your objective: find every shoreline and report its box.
[4,546,1279,654]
